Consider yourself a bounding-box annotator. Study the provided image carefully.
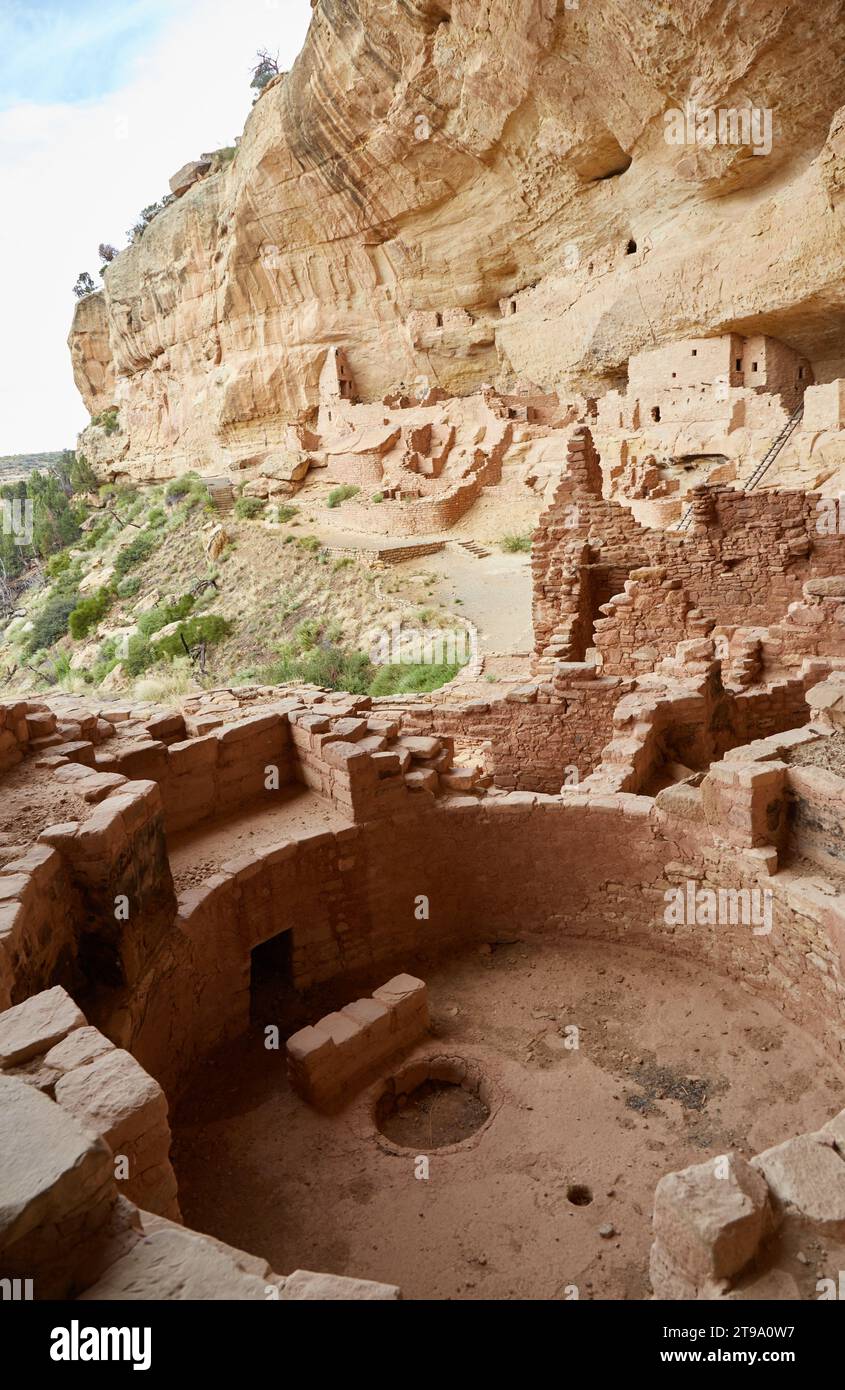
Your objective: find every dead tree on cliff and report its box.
[250,50,280,97]
[180,632,209,677]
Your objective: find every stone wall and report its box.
[0,995,398,1301]
[532,427,845,673]
[93,711,295,836]
[0,987,179,1223]
[0,843,80,1011]
[0,700,59,775]
[125,779,845,1099]
[286,974,428,1110]
[786,764,845,874]
[581,643,820,795]
[396,673,630,791]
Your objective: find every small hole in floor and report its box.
[567,1183,593,1206]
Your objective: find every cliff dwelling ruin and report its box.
[3,0,845,1324]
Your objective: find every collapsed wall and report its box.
[532,427,845,674]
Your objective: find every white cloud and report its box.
[0,0,313,454]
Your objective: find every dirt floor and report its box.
[0,760,86,862]
[167,786,351,892]
[172,935,845,1300]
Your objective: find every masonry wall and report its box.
[396,676,629,791]
[786,765,845,874]
[286,974,429,1110]
[126,783,845,1098]
[533,427,845,672]
[97,711,295,835]
[0,845,80,1011]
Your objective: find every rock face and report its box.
[68,0,845,480]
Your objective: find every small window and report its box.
[735,358,742,371]
[435,312,443,328]
[671,372,677,378]
[510,300,517,315]
[651,406,661,422]
[626,239,637,254]
[752,361,758,372]
[798,366,804,379]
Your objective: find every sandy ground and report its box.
[167,787,351,892]
[424,546,534,655]
[172,936,845,1301]
[0,760,85,862]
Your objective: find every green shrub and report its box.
[257,642,372,694]
[146,507,167,529]
[164,473,208,509]
[69,453,99,492]
[274,504,298,523]
[234,496,266,521]
[297,535,321,553]
[151,614,232,660]
[137,594,195,637]
[332,558,353,572]
[372,492,384,503]
[114,531,156,577]
[116,575,142,599]
[123,634,154,677]
[91,407,120,436]
[51,652,72,683]
[501,532,532,553]
[26,591,79,654]
[368,660,463,696]
[327,485,360,509]
[46,550,73,579]
[82,520,110,551]
[69,587,113,640]
[292,619,322,650]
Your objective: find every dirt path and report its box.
[425,545,533,654]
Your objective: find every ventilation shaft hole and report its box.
[567,1184,593,1207]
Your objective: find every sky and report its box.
[0,0,313,456]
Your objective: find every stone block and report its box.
[653,1154,771,1284]
[0,987,86,1067]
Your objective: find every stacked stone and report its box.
[286,974,429,1110]
[0,987,180,1224]
[0,700,64,773]
[701,759,788,851]
[0,991,399,1300]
